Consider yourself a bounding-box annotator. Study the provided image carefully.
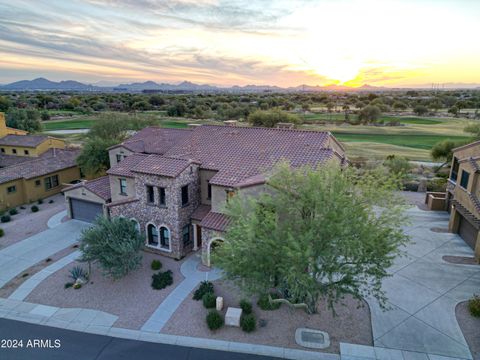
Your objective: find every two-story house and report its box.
[0,112,81,210]
[446,140,480,261]
[64,124,347,265]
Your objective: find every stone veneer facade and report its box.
[200,228,225,266]
[109,164,200,259]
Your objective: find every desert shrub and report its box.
[8,208,18,216]
[0,228,4,237]
[403,181,419,192]
[1,214,11,223]
[427,178,447,192]
[21,273,29,277]
[64,282,73,289]
[202,292,216,309]
[69,266,88,281]
[193,281,214,300]
[239,299,252,315]
[469,295,480,317]
[73,283,82,289]
[37,198,43,204]
[206,310,224,330]
[151,259,162,270]
[31,205,39,212]
[257,292,281,311]
[240,313,256,332]
[151,270,173,290]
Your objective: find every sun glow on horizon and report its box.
[0,0,479,87]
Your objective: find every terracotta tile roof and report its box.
[0,134,49,147]
[64,176,111,201]
[164,125,338,187]
[111,127,192,154]
[132,154,191,178]
[107,153,148,178]
[200,211,230,232]
[191,205,211,222]
[0,154,34,168]
[0,149,79,184]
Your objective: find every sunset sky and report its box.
[0,0,479,87]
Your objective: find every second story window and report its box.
[207,182,212,200]
[24,150,29,155]
[119,178,127,195]
[226,189,235,202]
[116,154,123,163]
[0,148,4,153]
[460,170,470,189]
[12,149,17,154]
[181,185,189,206]
[451,157,459,182]
[146,185,155,203]
[159,187,166,206]
[7,185,16,194]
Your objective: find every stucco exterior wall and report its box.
[0,179,25,210]
[109,164,200,259]
[109,175,136,203]
[108,146,133,168]
[211,185,230,213]
[199,169,217,205]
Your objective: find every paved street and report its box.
[0,220,89,288]
[0,319,277,360]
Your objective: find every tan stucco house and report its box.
[64,124,347,265]
[0,112,81,210]
[446,140,480,261]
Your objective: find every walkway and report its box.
[9,250,80,301]
[0,219,89,288]
[141,255,222,333]
[366,207,480,360]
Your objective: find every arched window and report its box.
[147,224,159,247]
[159,226,170,250]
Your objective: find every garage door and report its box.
[458,215,477,250]
[70,198,103,223]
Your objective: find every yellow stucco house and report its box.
[0,112,81,210]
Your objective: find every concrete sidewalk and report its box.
[0,220,89,288]
[141,255,222,332]
[367,207,480,360]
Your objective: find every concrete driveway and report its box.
[368,207,480,359]
[0,220,90,288]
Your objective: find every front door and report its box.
[196,225,202,249]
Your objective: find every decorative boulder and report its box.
[225,307,242,327]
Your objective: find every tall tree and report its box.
[214,162,409,314]
[358,105,381,124]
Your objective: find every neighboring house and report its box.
[64,124,347,265]
[446,140,480,261]
[0,112,81,210]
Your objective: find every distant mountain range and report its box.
[1,77,477,93]
[0,77,390,93]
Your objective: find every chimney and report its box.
[224,120,237,127]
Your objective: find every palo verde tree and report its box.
[213,161,409,314]
[79,216,144,280]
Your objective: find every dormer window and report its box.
[450,157,459,182]
[116,154,122,163]
[119,178,127,195]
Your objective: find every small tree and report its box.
[248,109,300,128]
[413,105,429,116]
[214,162,409,314]
[76,137,118,177]
[79,216,144,280]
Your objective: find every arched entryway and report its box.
[206,237,224,267]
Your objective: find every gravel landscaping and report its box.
[26,251,185,329]
[456,301,480,360]
[0,194,65,249]
[162,279,372,354]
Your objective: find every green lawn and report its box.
[302,113,443,125]
[43,119,96,130]
[332,132,472,150]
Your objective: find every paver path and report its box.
[0,220,89,288]
[141,255,222,332]
[368,207,480,359]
